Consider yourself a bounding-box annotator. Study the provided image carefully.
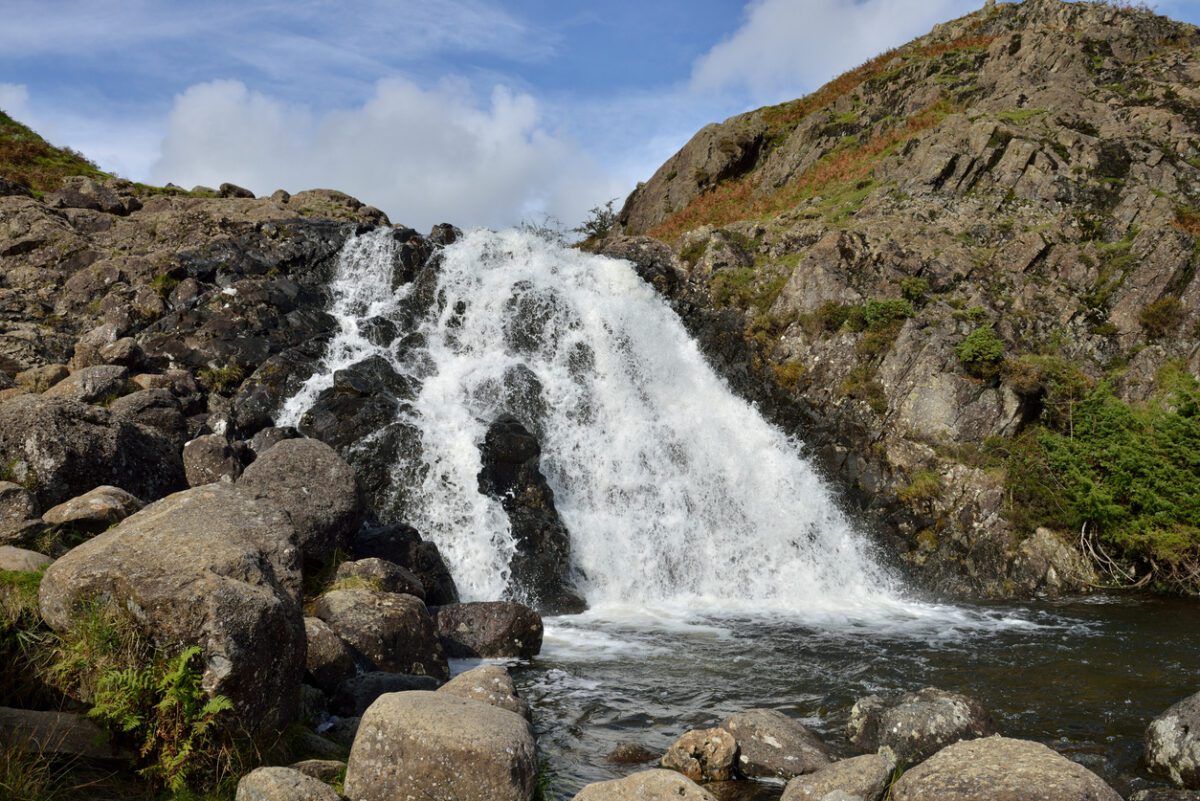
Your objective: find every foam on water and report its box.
[282,228,1039,630]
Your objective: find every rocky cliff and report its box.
[606,0,1200,597]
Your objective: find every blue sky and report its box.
[2,0,1199,230]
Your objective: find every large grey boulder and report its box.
[235,766,340,801]
[312,588,448,680]
[782,753,896,801]
[38,483,305,733]
[109,388,187,445]
[303,616,357,695]
[0,545,52,572]
[720,709,832,779]
[438,664,530,720]
[343,691,537,801]
[42,485,142,532]
[1146,691,1200,789]
[847,688,996,765]
[238,438,362,566]
[0,395,185,508]
[44,176,131,215]
[890,736,1121,801]
[42,365,129,403]
[432,601,543,658]
[572,769,717,801]
[0,707,127,761]
[661,727,739,783]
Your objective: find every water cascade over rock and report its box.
[283,228,900,615]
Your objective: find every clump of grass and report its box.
[1139,296,1185,339]
[841,364,889,415]
[996,108,1048,124]
[150,272,181,300]
[771,360,806,391]
[709,267,789,313]
[197,364,246,395]
[900,277,930,304]
[897,470,943,504]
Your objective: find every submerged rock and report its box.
[661,727,740,783]
[572,769,718,801]
[889,736,1121,801]
[720,708,832,779]
[1146,691,1200,789]
[343,691,537,801]
[847,687,996,765]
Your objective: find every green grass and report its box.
[0,110,106,195]
[996,108,1048,124]
[956,325,1005,379]
[897,470,943,504]
[709,267,789,313]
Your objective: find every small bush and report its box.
[956,325,1005,379]
[771,360,805,391]
[1139,296,1185,339]
[572,198,619,242]
[862,298,914,327]
[900,277,929,304]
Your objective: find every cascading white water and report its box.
[283,227,907,615]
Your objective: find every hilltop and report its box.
[605,0,1200,596]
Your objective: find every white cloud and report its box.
[0,83,30,120]
[150,78,623,231]
[691,0,979,104]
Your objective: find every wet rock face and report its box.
[431,601,543,659]
[1146,691,1200,789]
[350,522,459,605]
[343,691,537,801]
[478,414,585,614]
[847,687,996,766]
[890,736,1122,801]
[311,588,448,680]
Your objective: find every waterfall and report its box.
[282,228,903,615]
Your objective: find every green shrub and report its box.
[771,360,806,391]
[862,298,914,327]
[572,198,619,242]
[1003,355,1092,428]
[1001,377,1200,592]
[197,364,245,395]
[900,277,930,304]
[956,325,1005,378]
[1139,296,1185,339]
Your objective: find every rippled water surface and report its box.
[506,595,1198,799]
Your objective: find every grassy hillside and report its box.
[0,109,108,195]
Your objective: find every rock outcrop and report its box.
[847,687,996,765]
[431,601,543,659]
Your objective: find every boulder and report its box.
[0,396,185,508]
[303,616,357,695]
[432,601,543,658]
[334,557,425,598]
[42,365,129,403]
[289,759,346,784]
[890,736,1121,801]
[312,588,448,680]
[1130,791,1200,801]
[0,545,52,572]
[0,707,127,761]
[1146,691,1200,789]
[234,766,339,801]
[782,753,896,801]
[15,364,68,393]
[38,483,305,733]
[572,769,718,801]
[97,337,143,368]
[238,438,362,566]
[0,481,38,533]
[42,485,142,532]
[661,727,740,783]
[108,389,187,445]
[332,671,440,717]
[343,691,537,801]
[351,523,458,604]
[183,434,244,486]
[847,688,996,765]
[478,415,584,613]
[438,664,530,720]
[44,176,129,215]
[220,182,256,199]
[721,709,832,779]
[249,425,300,455]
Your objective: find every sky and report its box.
[2,0,1200,231]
